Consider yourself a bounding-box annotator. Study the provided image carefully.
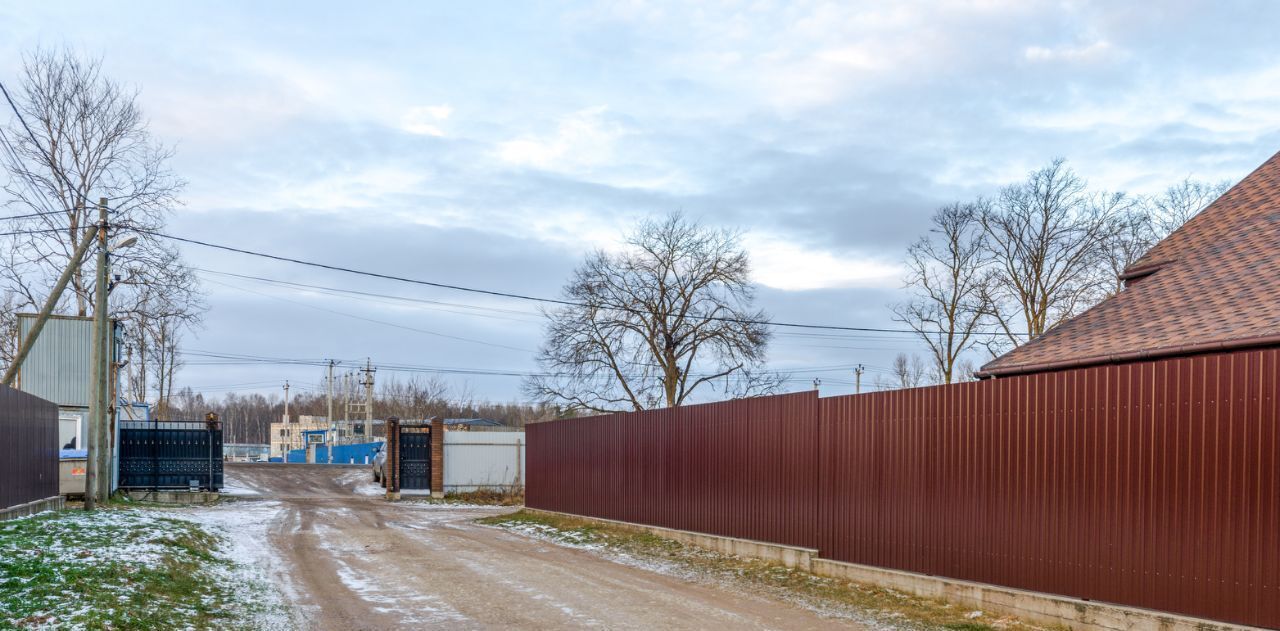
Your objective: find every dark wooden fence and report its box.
[0,384,59,512]
[527,347,1280,628]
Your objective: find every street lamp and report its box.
[110,235,137,251]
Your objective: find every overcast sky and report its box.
[3,1,1279,403]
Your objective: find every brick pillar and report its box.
[430,416,444,498]
[386,417,400,500]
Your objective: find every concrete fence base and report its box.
[121,490,220,505]
[525,509,1259,631]
[0,496,64,521]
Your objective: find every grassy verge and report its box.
[480,511,1051,631]
[0,508,272,630]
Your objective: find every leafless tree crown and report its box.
[897,159,1231,380]
[526,213,782,413]
[0,48,204,410]
[892,201,990,384]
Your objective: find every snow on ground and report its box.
[335,468,386,496]
[218,482,262,497]
[500,521,605,551]
[0,505,297,630]
[173,500,299,630]
[310,520,469,626]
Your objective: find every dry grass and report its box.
[482,510,1060,631]
[442,488,525,506]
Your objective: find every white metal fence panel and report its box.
[443,431,525,492]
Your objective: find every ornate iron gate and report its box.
[118,416,223,491]
[399,430,431,490]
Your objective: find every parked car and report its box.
[372,442,386,484]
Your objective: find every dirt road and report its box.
[222,463,855,630]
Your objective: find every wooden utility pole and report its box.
[85,199,109,510]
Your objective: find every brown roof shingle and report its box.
[979,150,1280,377]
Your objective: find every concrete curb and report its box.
[522,508,818,570]
[522,508,1260,631]
[811,559,1260,631]
[0,496,64,521]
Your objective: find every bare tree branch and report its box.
[526,213,783,413]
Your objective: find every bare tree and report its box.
[526,213,782,413]
[121,248,205,408]
[979,159,1115,353]
[1148,177,1232,238]
[1098,178,1229,294]
[892,201,990,383]
[890,353,929,389]
[0,49,183,313]
[1099,196,1153,293]
[0,48,202,392]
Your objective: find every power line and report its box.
[202,275,535,353]
[0,208,76,222]
[180,349,854,382]
[139,227,1022,337]
[195,268,544,323]
[0,228,79,237]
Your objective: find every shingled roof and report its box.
[979,151,1280,377]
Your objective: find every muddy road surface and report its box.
[223,463,855,630]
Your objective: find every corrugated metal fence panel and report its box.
[528,392,821,549]
[16,315,94,408]
[527,348,1280,628]
[817,349,1279,628]
[0,384,59,510]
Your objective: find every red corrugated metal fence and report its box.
[528,392,820,549]
[527,348,1280,628]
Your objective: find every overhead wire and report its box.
[137,226,1025,338]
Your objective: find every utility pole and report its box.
[85,199,109,511]
[854,364,865,394]
[326,360,335,464]
[812,377,821,391]
[283,380,291,423]
[360,358,375,438]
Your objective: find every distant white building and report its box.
[270,414,328,459]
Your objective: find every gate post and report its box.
[430,416,444,499]
[385,416,400,501]
[205,412,221,492]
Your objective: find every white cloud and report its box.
[1023,40,1115,63]
[401,104,453,136]
[744,234,901,291]
[497,106,624,173]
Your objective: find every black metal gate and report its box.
[399,430,431,490]
[118,418,223,490]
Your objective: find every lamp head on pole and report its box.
[109,235,138,252]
